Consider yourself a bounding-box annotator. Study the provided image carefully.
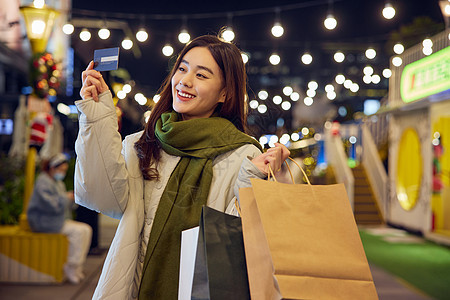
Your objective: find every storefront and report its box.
[387,29,450,243]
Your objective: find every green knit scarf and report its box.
[138,111,262,299]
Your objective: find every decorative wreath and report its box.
[30,52,61,99]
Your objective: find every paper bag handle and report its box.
[268,157,311,185]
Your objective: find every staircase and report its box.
[352,165,384,225]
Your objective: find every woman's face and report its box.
[171,47,226,120]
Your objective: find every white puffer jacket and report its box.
[74,91,265,299]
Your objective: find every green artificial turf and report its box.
[359,230,450,300]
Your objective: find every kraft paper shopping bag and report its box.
[239,173,378,299]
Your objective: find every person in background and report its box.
[27,153,92,284]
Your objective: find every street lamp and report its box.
[20,2,59,54]
[19,1,59,230]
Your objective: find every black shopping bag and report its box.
[191,206,250,300]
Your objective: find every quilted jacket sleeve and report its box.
[74,91,130,219]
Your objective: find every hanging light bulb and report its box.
[363,66,374,76]
[392,56,402,67]
[283,86,293,96]
[222,26,235,42]
[423,47,433,56]
[122,38,133,50]
[178,29,190,44]
[301,52,313,65]
[324,14,337,30]
[136,28,148,42]
[269,53,281,65]
[422,38,433,48]
[79,28,91,41]
[258,90,268,100]
[62,23,74,35]
[365,47,377,59]
[393,43,404,54]
[98,28,110,40]
[308,81,318,90]
[382,69,392,78]
[335,74,345,84]
[241,52,249,64]
[334,51,345,63]
[382,2,396,20]
[162,44,174,56]
[271,22,284,37]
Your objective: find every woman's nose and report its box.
[179,73,193,87]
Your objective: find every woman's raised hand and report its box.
[251,143,291,176]
[80,61,109,101]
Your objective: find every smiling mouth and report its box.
[177,90,196,101]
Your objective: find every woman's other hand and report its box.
[80,61,109,101]
[251,143,290,176]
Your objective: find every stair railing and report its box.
[325,128,355,210]
[361,124,388,220]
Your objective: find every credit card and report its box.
[93,47,119,71]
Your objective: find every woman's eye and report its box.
[179,66,186,72]
[197,73,207,79]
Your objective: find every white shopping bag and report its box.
[178,226,199,300]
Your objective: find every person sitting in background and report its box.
[27,153,92,284]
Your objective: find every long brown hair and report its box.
[134,35,248,180]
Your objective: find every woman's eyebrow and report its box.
[181,59,214,75]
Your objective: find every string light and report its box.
[281,101,291,110]
[304,97,314,106]
[122,38,133,50]
[392,56,402,67]
[117,91,126,100]
[290,92,300,101]
[257,104,267,114]
[135,93,147,105]
[153,94,161,103]
[382,68,392,78]
[393,43,404,54]
[62,23,74,35]
[222,26,235,42]
[334,51,345,63]
[258,90,268,100]
[283,86,293,96]
[350,83,359,92]
[308,81,318,90]
[325,84,334,93]
[178,29,190,44]
[324,14,337,30]
[269,53,281,65]
[422,38,433,48]
[363,75,372,84]
[301,52,313,65]
[136,28,149,42]
[306,89,316,97]
[79,28,91,41]
[249,100,259,109]
[423,47,433,56]
[382,2,396,20]
[162,44,174,56]
[273,95,282,105]
[291,133,300,141]
[335,74,345,84]
[371,74,381,84]
[327,91,336,100]
[98,28,110,40]
[344,79,352,89]
[363,66,374,76]
[241,52,249,64]
[123,84,132,93]
[365,47,377,59]
[271,22,284,38]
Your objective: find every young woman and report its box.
[75,35,289,299]
[27,153,92,284]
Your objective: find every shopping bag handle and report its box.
[268,157,311,185]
